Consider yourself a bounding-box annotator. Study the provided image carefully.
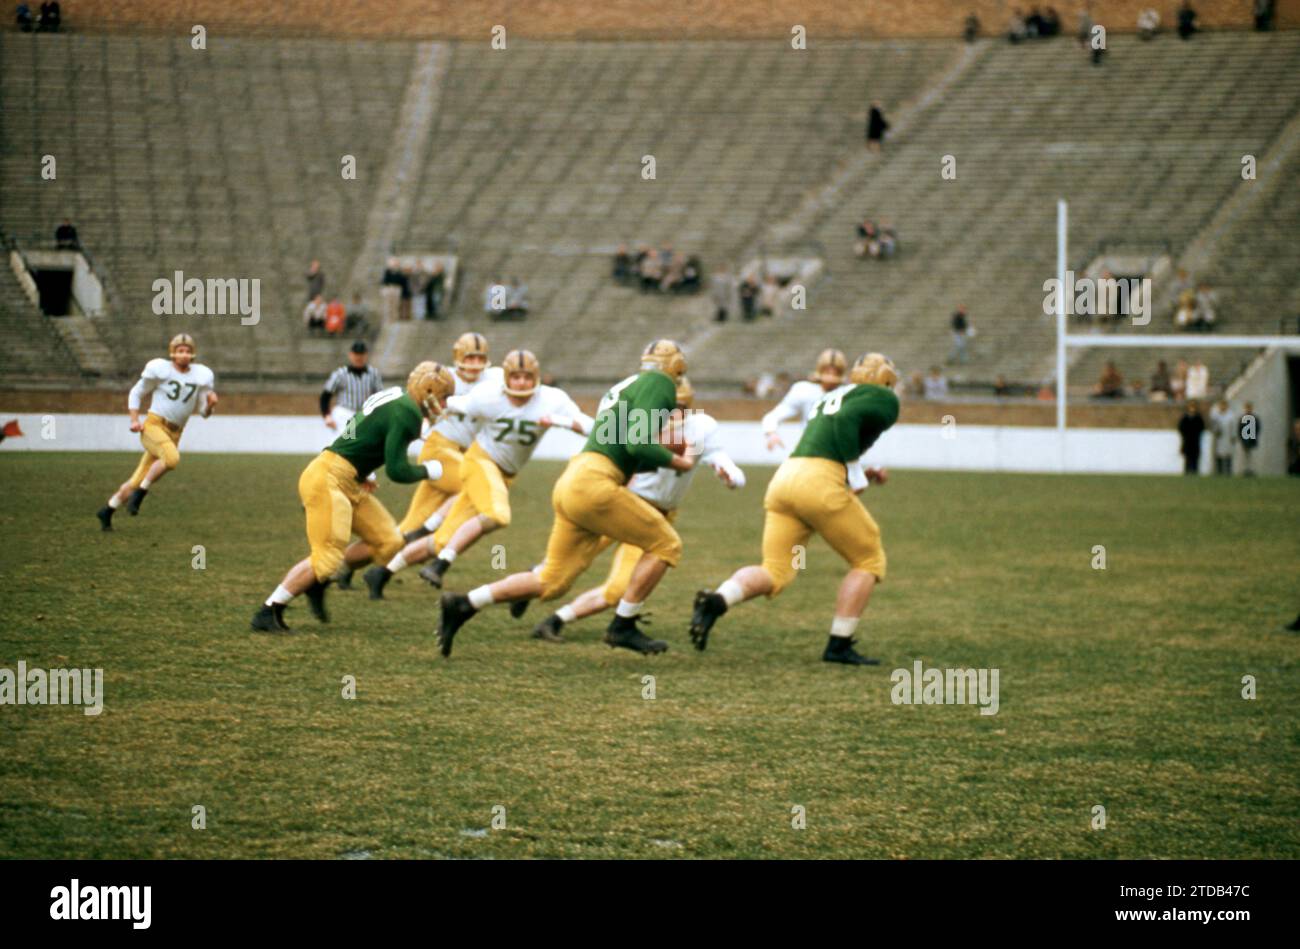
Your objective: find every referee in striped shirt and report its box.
[321,340,384,432]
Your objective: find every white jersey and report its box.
[631,411,744,511]
[128,358,216,427]
[761,379,826,434]
[448,380,592,476]
[432,365,505,447]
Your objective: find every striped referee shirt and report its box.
[323,365,384,412]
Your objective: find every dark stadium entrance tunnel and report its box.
[32,265,73,316]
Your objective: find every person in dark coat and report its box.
[866,102,889,152]
[1178,400,1206,475]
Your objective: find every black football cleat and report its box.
[822,636,880,666]
[250,603,291,633]
[437,592,478,657]
[604,615,668,654]
[1286,613,1300,632]
[419,557,451,589]
[125,487,148,515]
[510,598,531,620]
[334,563,355,591]
[531,614,566,643]
[305,580,331,623]
[364,566,393,600]
[403,526,432,543]
[96,506,114,531]
[689,590,728,651]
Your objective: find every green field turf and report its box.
[1,452,1297,859]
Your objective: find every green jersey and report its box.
[328,387,428,483]
[791,383,899,464]
[583,370,678,479]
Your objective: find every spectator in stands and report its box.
[759,274,782,317]
[505,277,529,319]
[1239,403,1260,476]
[1171,359,1189,402]
[613,243,633,284]
[303,294,327,335]
[379,257,404,324]
[1149,360,1173,401]
[54,218,78,249]
[1209,399,1235,475]
[680,255,702,293]
[854,218,878,258]
[963,12,980,42]
[1255,0,1276,32]
[924,366,950,401]
[994,375,1012,398]
[1025,7,1045,37]
[907,371,926,399]
[345,292,371,336]
[1193,282,1218,331]
[398,263,415,321]
[1091,361,1125,399]
[1185,357,1209,401]
[1178,401,1206,474]
[661,252,687,293]
[37,0,57,32]
[865,102,889,153]
[1172,267,1195,300]
[1008,8,1028,43]
[17,3,33,32]
[948,305,971,364]
[427,261,445,318]
[638,250,662,293]
[1042,7,1061,36]
[877,220,898,258]
[305,260,325,302]
[324,297,346,336]
[1176,1,1198,40]
[1075,5,1093,46]
[408,265,429,321]
[739,274,759,321]
[484,276,506,318]
[1137,7,1160,39]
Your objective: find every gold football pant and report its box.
[431,440,515,550]
[298,450,405,582]
[597,507,678,606]
[397,432,465,533]
[760,457,886,595]
[537,452,682,601]
[127,413,183,488]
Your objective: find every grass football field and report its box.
[1,452,1297,859]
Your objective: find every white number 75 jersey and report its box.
[448,382,593,476]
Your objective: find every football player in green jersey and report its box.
[250,362,455,632]
[689,353,900,665]
[435,340,696,657]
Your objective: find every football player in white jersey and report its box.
[524,377,745,642]
[96,334,218,530]
[363,349,593,598]
[761,348,847,452]
[334,332,501,589]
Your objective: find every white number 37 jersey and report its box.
[129,358,216,427]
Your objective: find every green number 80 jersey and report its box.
[790,383,900,465]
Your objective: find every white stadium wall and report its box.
[0,414,1212,475]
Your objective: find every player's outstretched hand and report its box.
[129,419,143,433]
[323,415,337,430]
[865,467,888,486]
[765,432,784,452]
[204,391,219,417]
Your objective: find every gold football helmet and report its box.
[407,361,456,420]
[674,376,695,410]
[813,348,847,386]
[849,352,899,389]
[169,333,196,357]
[452,332,489,381]
[502,349,540,398]
[641,339,687,381]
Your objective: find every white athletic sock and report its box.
[266,584,294,606]
[717,579,746,607]
[107,496,122,509]
[556,605,578,624]
[139,478,152,490]
[386,552,408,572]
[423,511,445,532]
[468,585,495,610]
[439,547,458,565]
[829,616,859,639]
[615,599,642,619]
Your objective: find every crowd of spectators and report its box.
[854,216,898,260]
[613,243,702,296]
[15,1,60,32]
[712,267,798,322]
[1170,269,1218,332]
[1094,356,1213,402]
[381,257,447,321]
[1006,6,1062,43]
[1178,398,1261,476]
